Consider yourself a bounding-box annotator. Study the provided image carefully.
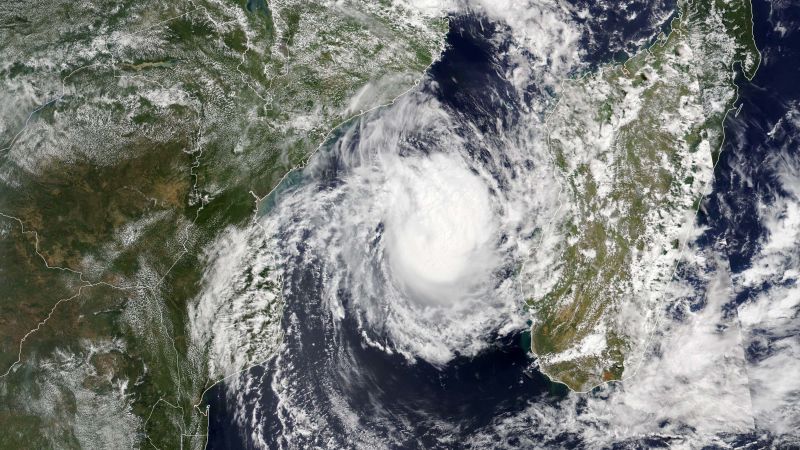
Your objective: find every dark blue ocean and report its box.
[204,0,800,448]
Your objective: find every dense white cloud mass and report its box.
[379,152,498,301]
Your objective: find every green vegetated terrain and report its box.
[529,0,759,391]
[0,0,445,447]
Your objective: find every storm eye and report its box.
[381,153,499,303]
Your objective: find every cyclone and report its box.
[383,152,497,302]
[263,89,543,367]
[198,14,572,447]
